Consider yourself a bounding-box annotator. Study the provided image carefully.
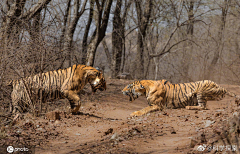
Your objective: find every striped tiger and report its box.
[122,80,239,116]
[9,64,106,114]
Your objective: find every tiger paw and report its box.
[186,106,206,110]
[186,106,200,110]
[130,111,143,117]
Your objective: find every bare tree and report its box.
[206,0,230,81]
[181,0,197,82]
[134,0,153,79]
[82,0,94,64]
[62,0,88,68]
[111,0,132,78]
[60,0,71,50]
[85,0,113,66]
[0,0,52,49]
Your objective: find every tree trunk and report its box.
[111,0,123,78]
[134,0,152,79]
[0,0,52,49]
[182,0,194,82]
[29,11,41,42]
[102,38,114,74]
[60,0,71,50]
[1,0,26,48]
[82,0,94,64]
[62,0,87,68]
[136,31,145,79]
[86,36,99,66]
[85,0,113,66]
[206,0,229,81]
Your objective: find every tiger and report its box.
[9,64,106,114]
[122,80,240,116]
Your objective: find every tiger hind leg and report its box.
[186,93,207,110]
[130,104,160,117]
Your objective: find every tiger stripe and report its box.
[10,64,106,114]
[122,79,240,116]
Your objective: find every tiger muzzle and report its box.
[92,82,106,92]
[123,91,134,101]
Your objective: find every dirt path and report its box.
[2,79,240,154]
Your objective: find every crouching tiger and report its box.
[122,80,240,116]
[9,64,106,114]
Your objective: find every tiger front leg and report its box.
[130,96,163,116]
[130,105,160,117]
[69,100,81,114]
[64,90,81,114]
[11,91,28,113]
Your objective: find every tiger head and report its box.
[88,67,106,93]
[122,80,170,101]
[122,81,146,101]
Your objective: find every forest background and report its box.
[0,0,240,88]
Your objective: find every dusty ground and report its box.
[1,79,240,154]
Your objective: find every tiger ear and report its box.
[95,67,103,75]
[127,84,133,88]
[164,80,170,85]
[95,67,100,71]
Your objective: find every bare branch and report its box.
[20,0,52,20]
[150,39,200,58]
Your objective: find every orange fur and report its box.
[10,64,106,114]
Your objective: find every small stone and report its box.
[54,120,61,125]
[190,139,198,148]
[104,128,113,135]
[233,112,239,116]
[110,133,119,141]
[215,112,222,117]
[93,119,98,123]
[36,128,43,131]
[204,120,215,128]
[16,129,22,134]
[46,111,60,121]
[36,128,47,132]
[170,127,176,134]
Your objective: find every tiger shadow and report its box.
[74,111,119,121]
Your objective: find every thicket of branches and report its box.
[0,0,240,86]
